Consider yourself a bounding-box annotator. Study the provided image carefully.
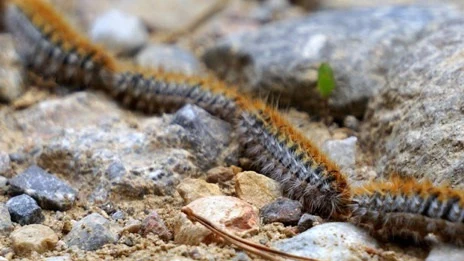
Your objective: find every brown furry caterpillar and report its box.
[4,0,351,219]
[350,176,464,245]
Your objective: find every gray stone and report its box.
[6,194,44,225]
[322,136,357,175]
[105,161,126,181]
[363,21,464,185]
[0,151,10,175]
[297,213,323,232]
[141,211,172,241]
[426,244,464,261]
[90,9,148,54]
[274,222,379,260]
[260,198,302,225]
[171,104,236,170]
[8,165,77,210]
[203,5,460,118]
[136,44,202,75]
[0,203,13,236]
[64,213,120,251]
[0,34,24,103]
[111,210,125,221]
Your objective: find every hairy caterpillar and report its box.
[5,0,464,248]
[4,0,350,219]
[351,176,464,245]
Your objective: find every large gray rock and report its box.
[203,5,460,118]
[8,165,77,210]
[64,213,120,251]
[363,21,464,185]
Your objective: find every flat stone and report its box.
[260,198,302,225]
[0,203,13,236]
[8,165,77,210]
[11,224,58,255]
[426,244,464,261]
[141,211,172,241]
[274,222,379,260]
[90,9,148,54]
[203,5,460,118]
[64,213,120,251]
[171,104,236,170]
[176,196,259,245]
[176,178,223,204]
[0,34,24,103]
[235,171,281,208]
[6,194,44,225]
[363,20,464,184]
[136,44,202,75]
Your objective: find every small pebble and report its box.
[64,213,120,251]
[235,171,281,208]
[11,224,58,255]
[343,115,360,130]
[176,178,223,204]
[141,211,172,241]
[6,194,44,225]
[90,9,148,54]
[274,222,378,260]
[297,213,323,232]
[0,203,13,236]
[105,161,126,180]
[206,166,235,183]
[260,198,302,225]
[8,165,77,210]
[176,196,259,245]
[111,210,125,221]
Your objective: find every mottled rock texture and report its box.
[363,21,464,185]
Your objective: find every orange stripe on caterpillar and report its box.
[350,176,464,245]
[5,0,351,220]
[5,0,116,86]
[237,99,351,219]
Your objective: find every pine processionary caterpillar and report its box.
[351,176,464,246]
[3,0,351,219]
[4,0,464,247]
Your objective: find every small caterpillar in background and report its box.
[351,176,464,246]
[3,0,351,219]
